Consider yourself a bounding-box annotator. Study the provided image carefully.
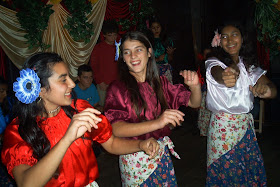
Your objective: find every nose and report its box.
[68,78,75,88]
[131,51,136,59]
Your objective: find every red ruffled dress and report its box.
[1,99,112,187]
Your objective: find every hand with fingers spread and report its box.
[139,138,160,159]
[249,84,272,98]
[222,67,239,87]
[156,109,185,129]
[166,46,176,55]
[180,70,201,88]
[63,108,102,144]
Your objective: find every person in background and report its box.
[90,20,119,107]
[205,23,277,186]
[0,76,13,140]
[105,31,201,186]
[74,64,103,112]
[1,52,159,187]
[148,17,176,83]
[196,48,212,136]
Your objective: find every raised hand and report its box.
[166,46,176,55]
[180,70,200,88]
[222,67,239,87]
[63,108,102,144]
[156,109,185,129]
[139,137,160,159]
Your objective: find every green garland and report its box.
[63,0,94,43]
[118,0,154,32]
[255,0,280,59]
[12,0,53,50]
[12,0,94,50]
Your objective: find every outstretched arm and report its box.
[211,64,239,87]
[111,109,185,138]
[180,70,202,108]
[101,135,159,159]
[250,75,277,99]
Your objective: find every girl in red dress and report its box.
[1,52,159,187]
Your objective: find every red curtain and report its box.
[257,40,270,71]
[105,0,133,34]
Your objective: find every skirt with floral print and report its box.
[140,146,177,187]
[206,113,267,186]
[197,91,211,136]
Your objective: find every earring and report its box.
[37,96,42,103]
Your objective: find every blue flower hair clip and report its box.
[115,39,121,61]
[13,68,41,104]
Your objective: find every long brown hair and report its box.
[118,31,169,120]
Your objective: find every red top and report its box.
[1,99,112,187]
[90,41,118,85]
[104,76,191,140]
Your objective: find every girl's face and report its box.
[0,84,7,103]
[40,62,75,112]
[150,22,162,38]
[122,39,152,82]
[220,25,242,61]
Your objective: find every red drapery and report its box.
[105,0,133,34]
[257,40,270,71]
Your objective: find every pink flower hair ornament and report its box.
[211,29,221,47]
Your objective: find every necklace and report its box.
[47,106,61,114]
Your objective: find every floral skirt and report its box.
[158,64,173,84]
[140,147,177,187]
[206,112,267,186]
[119,137,178,187]
[197,91,211,136]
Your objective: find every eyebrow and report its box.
[123,46,144,50]
[58,74,67,79]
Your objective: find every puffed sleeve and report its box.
[75,99,113,144]
[104,81,130,124]
[248,65,267,85]
[160,76,191,109]
[205,57,227,85]
[1,120,38,178]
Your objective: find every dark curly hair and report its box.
[14,52,77,161]
[210,22,259,70]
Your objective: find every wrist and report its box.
[189,84,201,91]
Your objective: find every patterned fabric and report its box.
[119,137,179,186]
[85,181,99,187]
[197,91,211,136]
[206,127,267,186]
[206,112,267,186]
[141,146,177,187]
[207,112,253,166]
[158,64,173,84]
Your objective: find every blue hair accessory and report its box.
[13,68,41,104]
[115,39,121,61]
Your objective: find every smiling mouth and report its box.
[131,61,140,65]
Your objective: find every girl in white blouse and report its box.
[205,23,277,186]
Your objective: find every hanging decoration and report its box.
[254,0,280,60]
[117,0,154,32]
[10,0,54,50]
[2,0,95,50]
[63,0,94,43]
